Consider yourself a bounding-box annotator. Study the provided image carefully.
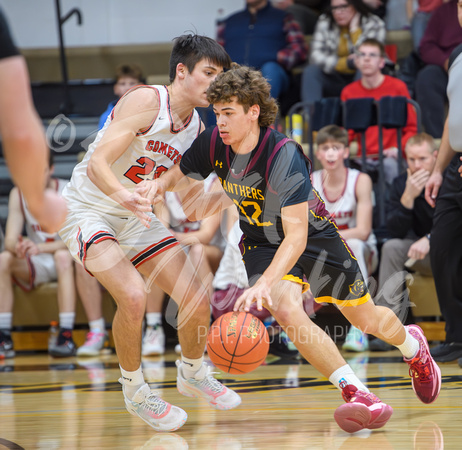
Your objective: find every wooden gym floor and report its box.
[0,347,460,449]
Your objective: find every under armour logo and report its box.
[215,160,223,168]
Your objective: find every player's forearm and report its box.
[0,57,48,209]
[340,227,370,242]
[262,234,306,288]
[87,156,132,207]
[159,165,191,192]
[182,189,232,222]
[37,240,67,254]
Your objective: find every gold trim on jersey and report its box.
[315,292,371,306]
[282,274,310,293]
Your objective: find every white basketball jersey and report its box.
[63,85,202,216]
[312,168,360,230]
[20,178,68,244]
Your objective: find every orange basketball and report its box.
[206,311,269,374]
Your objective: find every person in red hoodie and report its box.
[341,38,417,184]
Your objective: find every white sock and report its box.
[89,318,105,333]
[0,312,13,331]
[181,355,204,379]
[329,364,369,393]
[120,365,145,399]
[59,312,75,330]
[396,328,420,359]
[146,312,162,328]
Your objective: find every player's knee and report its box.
[188,242,204,260]
[54,249,73,271]
[271,303,298,328]
[119,288,146,320]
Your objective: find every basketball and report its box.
[206,311,270,374]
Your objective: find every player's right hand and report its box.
[122,188,152,228]
[234,277,273,313]
[424,170,443,208]
[136,179,165,205]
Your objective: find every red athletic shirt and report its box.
[341,75,418,158]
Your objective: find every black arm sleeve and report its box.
[0,8,20,60]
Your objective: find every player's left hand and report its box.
[15,237,40,258]
[407,236,430,260]
[234,277,273,313]
[458,156,462,177]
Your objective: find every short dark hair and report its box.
[356,38,385,57]
[206,63,279,127]
[316,125,349,146]
[169,34,232,82]
[115,64,144,83]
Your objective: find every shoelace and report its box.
[145,328,161,344]
[408,357,432,382]
[194,368,224,394]
[85,332,104,345]
[407,334,433,382]
[354,391,381,404]
[143,392,168,416]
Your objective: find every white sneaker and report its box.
[120,380,187,432]
[77,331,109,356]
[142,325,165,356]
[176,360,241,410]
[342,326,369,352]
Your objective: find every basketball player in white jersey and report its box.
[312,125,377,352]
[59,34,239,432]
[0,155,76,359]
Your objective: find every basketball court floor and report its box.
[0,348,459,449]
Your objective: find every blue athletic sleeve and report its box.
[180,127,215,181]
[267,142,311,208]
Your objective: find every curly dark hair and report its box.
[206,63,279,127]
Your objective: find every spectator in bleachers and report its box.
[311,125,377,352]
[271,0,322,35]
[0,155,77,358]
[0,7,67,233]
[406,0,443,51]
[415,0,462,138]
[142,174,227,356]
[369,132,436,351]
[301,0,385,105]
[217,0,308,101]
[385,0,409,31]
[341,38,417,184]
[98,63,144,130]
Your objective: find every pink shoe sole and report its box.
[334,402,393,433]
